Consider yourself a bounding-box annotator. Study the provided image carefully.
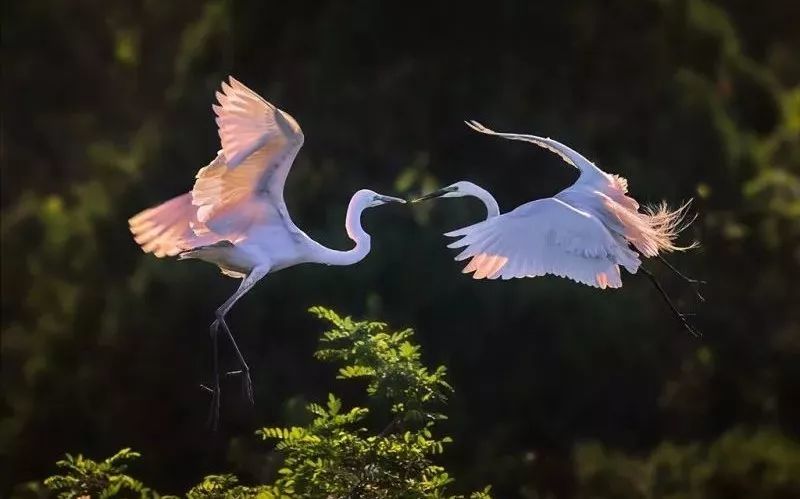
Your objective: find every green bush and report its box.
[41,307,491,499]
[44,449,160,499]
[574,428,800,499]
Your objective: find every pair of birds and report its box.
[129,77,700,425]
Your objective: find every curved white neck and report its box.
[468,185,500,218]
[316,195,371,266]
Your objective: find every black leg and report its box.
[203,266,269,423]
[206,320,221,431]
[657,255,705,302]
[217,316,254,404]
[641,267,702,338]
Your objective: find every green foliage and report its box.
[43,448,161,499]
[41,308,490,499]
[312,306,453,416]
[574,428,800,499]
[42,451,276,499]
[185,475,270,499]
[254,307,488,498]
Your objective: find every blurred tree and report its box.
[573,427,800,499]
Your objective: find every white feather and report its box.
[451,197,635,288]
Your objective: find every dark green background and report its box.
[3,0,799,497]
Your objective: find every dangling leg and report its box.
[212,265,270,404]
[204,323,221,430]
[641,267,702,338]
[218,319,254,403]
[657,255,705,302]
[204,265,270,429]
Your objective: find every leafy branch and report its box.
[44,448,161,499]
[255,307,487,498]
[41,307,490,499]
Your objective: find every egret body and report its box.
[129,77,404,425]
[415,121,700,335]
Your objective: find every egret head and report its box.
[354,189,407,208]
[412,181,482,202]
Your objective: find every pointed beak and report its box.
[411,187,454,203]
[377,195,406,204]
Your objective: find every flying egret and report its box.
[128,76,405,426]
[414,120,701,336]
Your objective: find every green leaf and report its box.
[41,307,492,498]
[327,393,342,415]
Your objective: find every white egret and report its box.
[128,76,405,425]
[414,121,701,336]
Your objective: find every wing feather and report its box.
[465,120,607,179]
[129,77,307,256]
[190,76,305,243]
[465,120,692,257]
[445,197,641,288]
[128,192,221,257]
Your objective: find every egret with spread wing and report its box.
[129,77,404,426]
[414,121,701,336]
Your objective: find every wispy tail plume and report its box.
[643,199,698,253]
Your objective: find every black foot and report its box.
[202,383,220,431]
[657,255,706,302]
[642,267,703,339]
[226,369,255,405]
[215,316,255,406]
[207,319,222,431]
[678,314,702,338]
[689,284,705,303]
[676,275,705,303]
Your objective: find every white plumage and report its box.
[414,121,694,290]
[446,198,640,287]
[128,77,404,425]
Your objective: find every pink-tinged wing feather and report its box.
[213,76,302,168]
[128,193,220,258]
[445,197,641,289]
[191,76,305,242]
[606,174,638,210]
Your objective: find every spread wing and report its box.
[445,197,641,288]
[191,76,305,242]
[465,120,611,183]
[128,192,220,257]
[466,120,645,238]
